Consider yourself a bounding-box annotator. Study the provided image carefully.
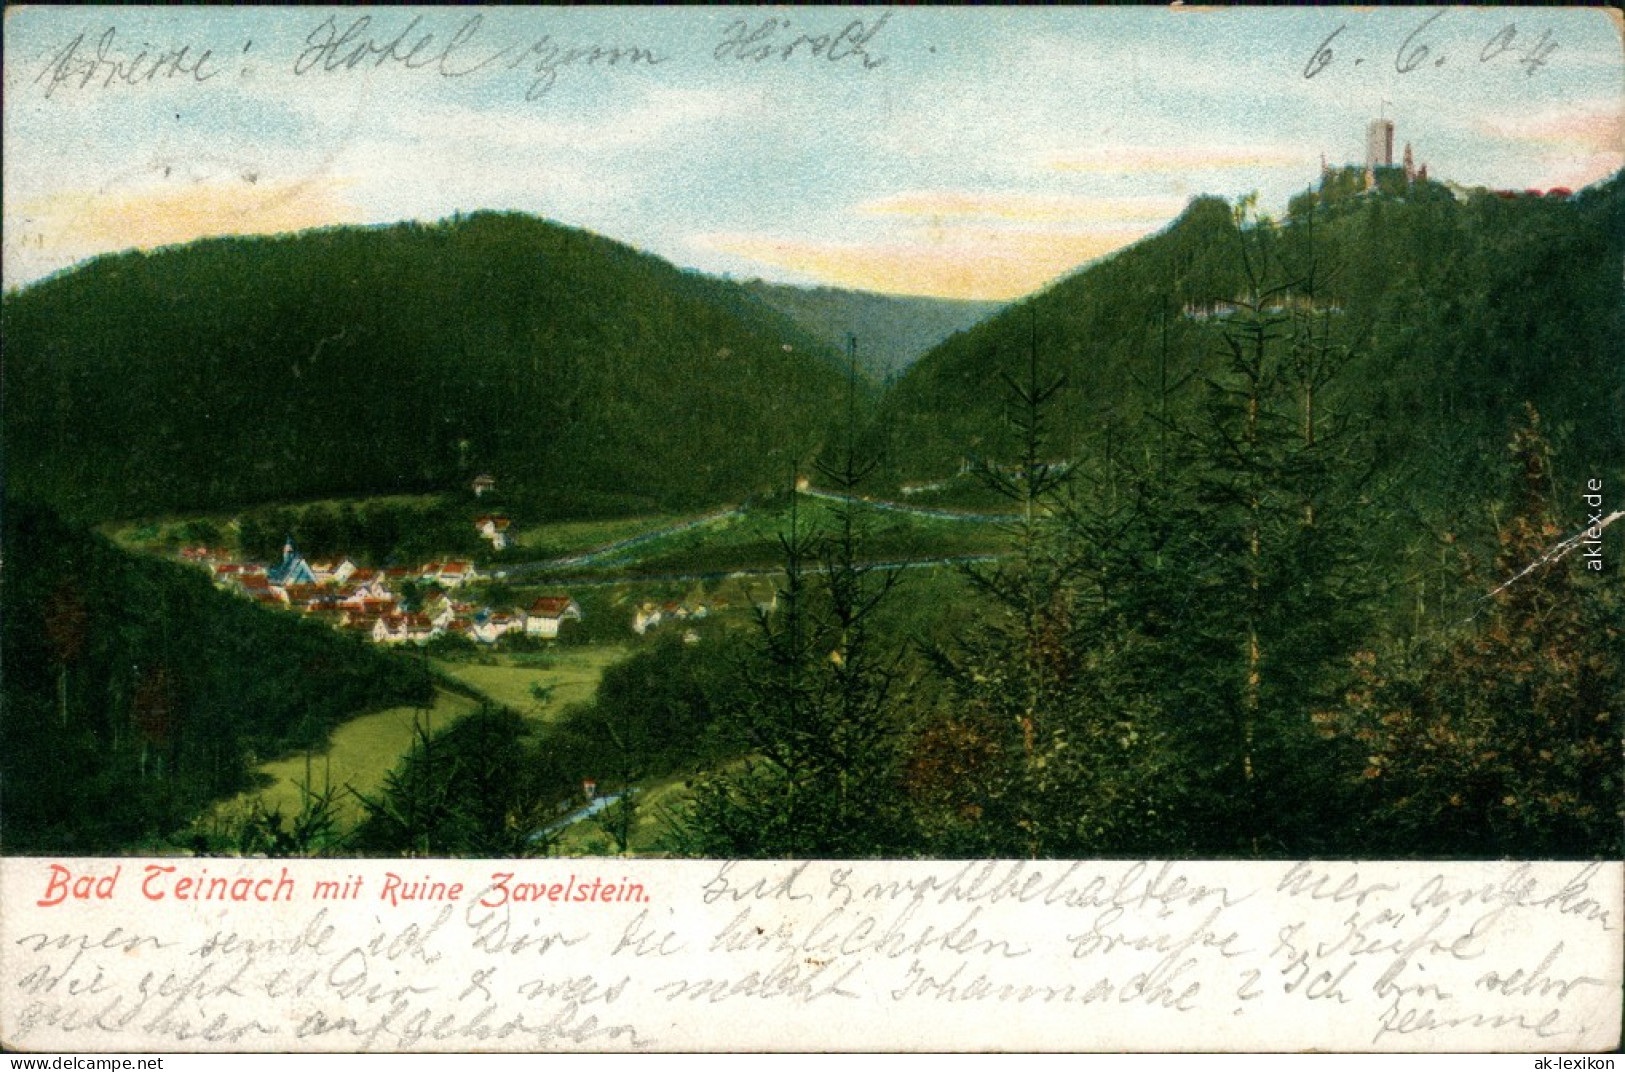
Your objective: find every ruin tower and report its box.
[1404,142,1415,182]
[1366,119,1394,169]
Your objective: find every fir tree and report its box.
[1344,406,1624,857]
[678,339,915,857]
[910,312,1088,856]
[1055,204,1376,856]
[352,705,551,857]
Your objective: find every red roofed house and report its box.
[235,574,288,605]
[525,596,582,638]
[474,612,523,644]
[310,558,358,586]
[475,515,513,550]
[372,613,437,645]
[213,562,266,584]
[353,573,396,602]
[420,561,475,588]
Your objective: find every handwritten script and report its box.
[33,27,222,99]
[27,11,894,105]
[2,859,1618,1051]
[1304,10,1560,80]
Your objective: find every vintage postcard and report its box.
[2,5,1621,1054]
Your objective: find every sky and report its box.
[4,5,1621,300]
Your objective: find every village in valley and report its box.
[163,470,732,653]
[192,539,583,647]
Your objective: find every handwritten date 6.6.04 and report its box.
[1304,11,1558,80]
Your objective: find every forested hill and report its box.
[2,213,858,522]
[0,496,434,852]
[742,281,1002,381]
[868,175,1624,513]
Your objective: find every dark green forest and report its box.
[742,280,1002,382]
[870,177,1623,514]
[2,212,861,522]
[2,172,1620,859]
[0,498,434,853]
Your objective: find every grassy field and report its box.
[613,496,1010,575]
[508,513,684,556]
[214,687,480,830]
[432,646,628,722]
[212,644,630,840]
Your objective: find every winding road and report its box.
[501,489,1014,583]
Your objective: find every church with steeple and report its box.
[266,538,317,587]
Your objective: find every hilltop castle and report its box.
[1360,118,1427,187]
[1315,118,1429,202]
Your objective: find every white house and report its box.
[632,602,662,635]
[475,515,512,551]
[420,560,477,588]
[344,572,395,603]
[371,613,436,645]
[310,558,359,586]
[525,596,582,638]
[473,611,523,644]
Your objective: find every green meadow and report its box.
[215,687,479,831]
[432,647,628,719]
[216,645,628,837]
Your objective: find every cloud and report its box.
[692,224,1154,301]
[366,84,745,155]
[0,84,744,286]
[1470,102,1624,187]
[271,82,755,229]
[1473,101,1623,147]
[5,172,359,287]
[1045,144,1309,175]
[857,190,1187,226]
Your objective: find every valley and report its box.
[127,487,1013,854]
[4,166,1620,861]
